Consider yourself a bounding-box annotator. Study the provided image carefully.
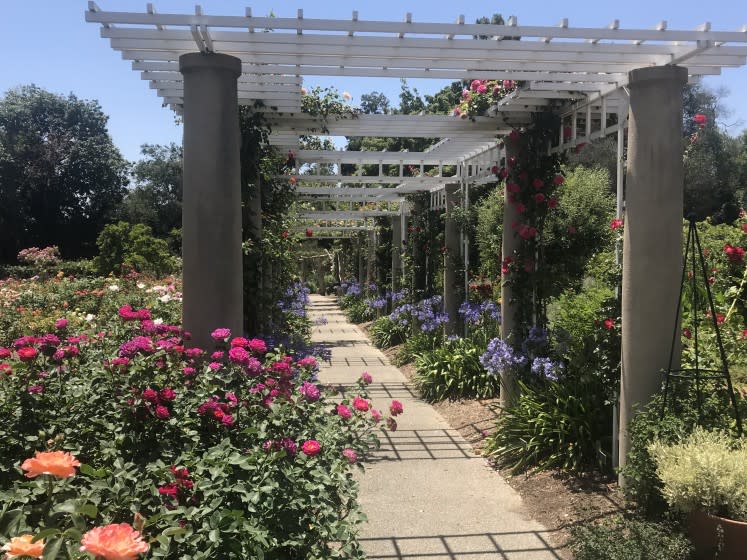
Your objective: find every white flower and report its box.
[85,313,95,322]
[159,294,172,303]
[108,284,120,291]
[153,318,164,325]
[137,282,146,289]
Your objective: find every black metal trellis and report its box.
[661,217,743,435]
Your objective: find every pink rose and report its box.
[389,400,404,416]
[342,448,358,464]
[336,404,352,420]
[301,440,321,456]
[360,372,373,385]
[352,397,370,412]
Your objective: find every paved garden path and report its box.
[309,294,564,560]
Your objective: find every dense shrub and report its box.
[0,278,399,559]
[570,515,694,560]
[342,298,376,324]
[94,221,178,276]
[414,338,499,402]
[484,378,611,473]
[369,317,406,349]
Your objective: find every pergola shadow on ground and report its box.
[85,2,747,465]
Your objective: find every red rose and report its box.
[603,318,615,330]
[17,347,38,362]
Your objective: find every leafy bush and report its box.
[94,221,178,276]
[342,298,376,324]
[369,317,406,349]
[0,277,401,558]
[414,338,499,402]
[484,378,611,473]
[649,428,747,520]
[394,332,439,366]
[571,515,694,560]
[620,385,747,517]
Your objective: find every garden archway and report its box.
[85,2,747,471]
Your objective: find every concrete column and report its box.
[443,184,461,335]
[412,195,427,295]
[500,136,521,407]
[619,65,687,472]
[316,257,326,295]
[366,229,376,284]
[391,216,403,291]
[180,53,243,349]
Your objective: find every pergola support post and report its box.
[618,65,688,477]
[180,52,243,349]
[500,136,521,408]
[391,215,403,291]
[443,183,461,335]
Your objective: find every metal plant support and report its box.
[661,217,743,435]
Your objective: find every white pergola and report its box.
[86,2,747,202]
[86,3,747,470]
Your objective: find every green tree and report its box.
[94,221,177,276]
[682,83,740,223]
[121,143,183,237]
[0,85,128,260]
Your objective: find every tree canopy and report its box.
[0,85,128,260]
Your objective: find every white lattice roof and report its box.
[85,3,747,206]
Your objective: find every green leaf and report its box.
[42,537,63,560]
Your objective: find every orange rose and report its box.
[2,534,45,558]
[79,523,149,560]
[21,450,80,478]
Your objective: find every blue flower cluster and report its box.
[277,281,310,318]
[390,296,449,333]
[458,300,501,325]
[479,337,528,376]
[386,289,408,304]
[341,281,362,297]
[365,296,387,310]
[530,356,561,381]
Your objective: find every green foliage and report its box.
[0,85,128,261]
[682,83,741,223]
[619,390,747,516]
[474,188,504,279]
[0,275,395,558]
[121,143,183,237]
[414,338,499,402]
[649,427,747,520]
[369,317,406,349]
[570,515,694,560]
[94,222,178,276]
[484,378,611,473]
[341,298,376,324]
[394,333,439,366]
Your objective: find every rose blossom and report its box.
[0,347,10,359]
[22,450,80,478]
[154,405,170,420]
[336,404,352,420]
[301,440,321,456]
[371,409,383,423]
[2,534,45,559]
[342,448,358,464]
[247,338,267,354]
[360,371,373,385]
[299,382,321,402]
[210,328,231,341]
[79,523,149,560]
[352,396,370,412]
[55,318,68,330]
[389,400,404,416]
[17,347,39,362]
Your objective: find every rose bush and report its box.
[0,277,400,559]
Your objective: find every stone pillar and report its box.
[412,195,427,295]
[180,53,243,349]
[391,216,403,291]
[619,65,687,472]
[500,136,521,407]
[366,229,377,284]
[443,184,461,335]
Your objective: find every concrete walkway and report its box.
[309,295,564,560]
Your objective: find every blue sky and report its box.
[1,0,746,162]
